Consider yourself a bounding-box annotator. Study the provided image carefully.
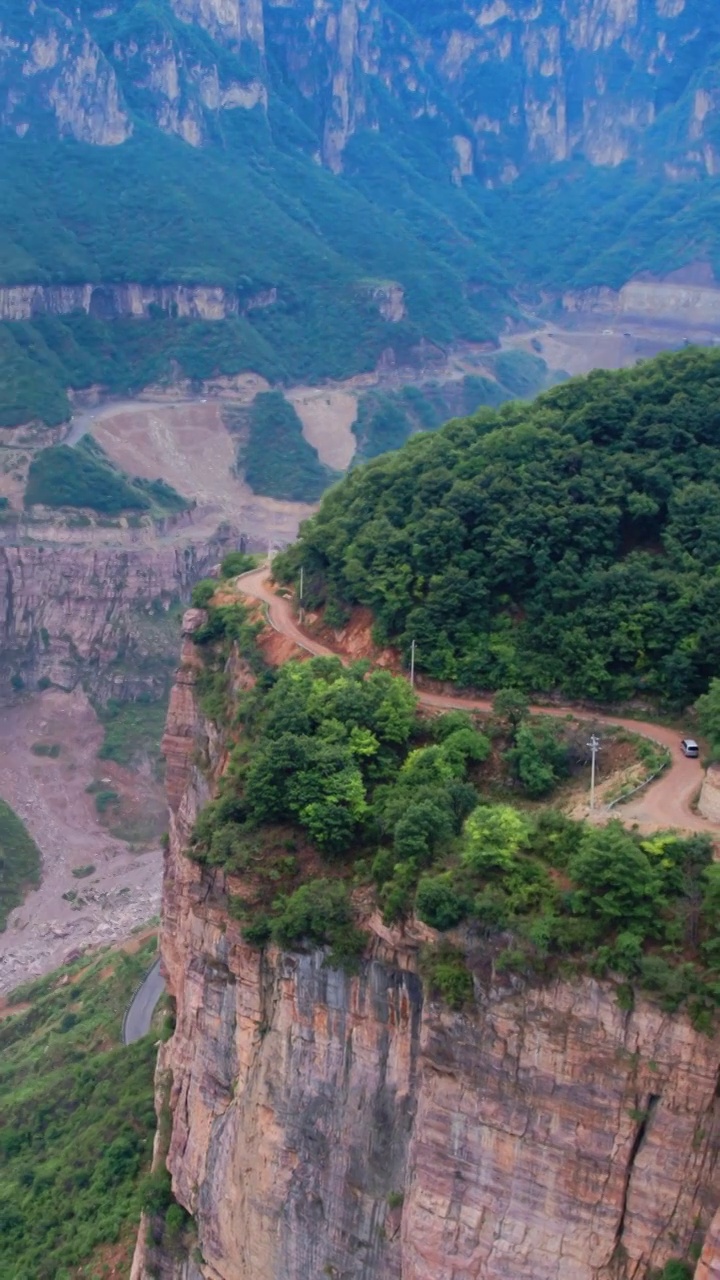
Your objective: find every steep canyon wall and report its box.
[133,613,720,1280]
[0,537,234,702]
[0,283,277,323]
[2,0,718,181]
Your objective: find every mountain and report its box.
[1,0,720,424]
[277,346,720,706]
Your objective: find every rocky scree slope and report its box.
[132,608,720,1280]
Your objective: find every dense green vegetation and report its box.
[24,436,189,515]
[352,356,559,461]
[239,391,336,501]
[0,106,506,426]
[0,0,719,430]
[0,800,42,931]
[0,939,159,1279]
[188,609,720,1022]
[279,348,720,706]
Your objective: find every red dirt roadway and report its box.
[237,566,717,838]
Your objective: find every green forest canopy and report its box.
[188,620,720,1024]
[24,438,189,515]
[277,347,720,706]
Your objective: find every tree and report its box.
[493,687,530,730]
[568,822,665,934]
[506,721,568,797]
[416,874,470,930]
[461,805,531,874]
[221,551,255,578]
[695,678,720,756]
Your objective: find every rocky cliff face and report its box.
[0,283,277,323]
[2,0,718,182]
[0,535,234,703]
[135,612,720,1280]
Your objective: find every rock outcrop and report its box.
[699,764,720,825]
[563,265,720,329]
[2,0,718,181]
[136,615,720,1280]
[0,284,277,323]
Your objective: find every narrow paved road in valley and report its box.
[123,958,165,1045]
[237,566,716,836]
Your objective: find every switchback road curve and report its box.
[237,565,716,837]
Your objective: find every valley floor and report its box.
[0,687,162,992]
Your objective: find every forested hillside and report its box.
[278,348,720,706]
[187,604,720,1026]
[2,0,720,423]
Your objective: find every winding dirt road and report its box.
[237,566,717,837]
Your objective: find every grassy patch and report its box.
[0,938,158,1280]
[0,799,41,931]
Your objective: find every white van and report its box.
[681,739,699,758]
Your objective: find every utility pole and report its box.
[299,566,304,625]
[587,734,601,811]
[409,639,416,688]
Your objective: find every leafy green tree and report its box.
[416,874,470,930]
[461,805,531,874]
[393,798,454,864]
[493,687,530,729]
[568,822,665,934]
[506,721,568,797]
[271,880,366,966]
[220,551,255,578]
[695,678,720,755]
[191,579,216,608]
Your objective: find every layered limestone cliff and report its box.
[134,612,720,1280]
[0,283,277,323]
[563,265,720,329]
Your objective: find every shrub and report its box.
[271,880,366,968]
[94,789,120,815]
[191,579,216,608]
[420,943,473,1009]
[164,1202,187,1240]
[220,551,255,578]
[416,874,470,931]
[72,864,96,879]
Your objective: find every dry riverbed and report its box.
[0,687,163,993]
